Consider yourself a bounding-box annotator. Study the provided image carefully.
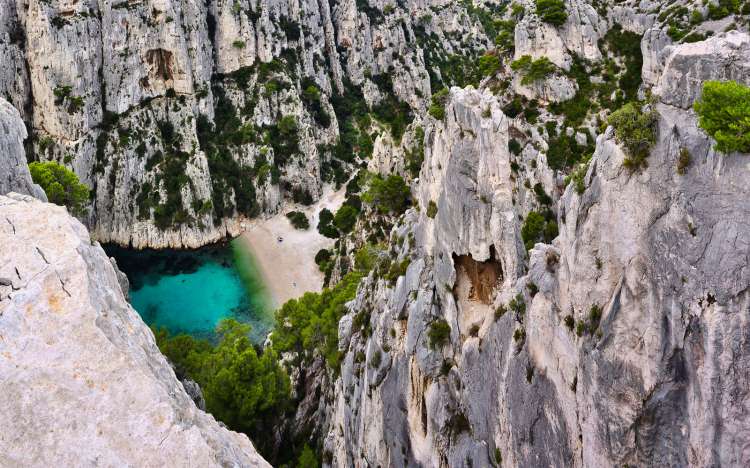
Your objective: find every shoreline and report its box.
[238,184,346,310]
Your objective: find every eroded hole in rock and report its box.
[145,49,174,83]
[452,246,502,305]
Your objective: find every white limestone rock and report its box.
[0,99,46,200]
[654,31,750,109]
[0,193,270,468]
[323,33,750,466]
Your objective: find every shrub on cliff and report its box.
[608,102,658,170]
[333,204,359,233]
[535,0,568,25]
[694,80,750,154]
[510,55,556,85]
[428,319,451,349]
[317,208,339,238]
[426,200,438,218]
[521,210,558,250]
[429,88,450,120]
[29,161,89,216]
[362,173,411,215]
[478,53,502,77]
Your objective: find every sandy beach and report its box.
[239,184,346,309]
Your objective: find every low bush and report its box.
[333,204,359,233]
[533,183,552,206]
[608,102,658,170]
[429,88,450,120]
[535,0,568,25]
[521,210,558,250]
[317,208,339,238]
[362,173,411,215]
[426,200,438,218]
[510,55,556,85]
[314,248,331,265]
[588,304,603,330]
[564,156,591,194]
[677,148,692,174]
[494,304,507,320]
[29,161,89,216]
[509,293,526,317]
[478,53,502,77]
[508,138,523,155]
[694,80,750,154]
[285,211,310,230]
[428,319,451,349]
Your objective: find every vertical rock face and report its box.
[0,98,46,200]
[324,33,750,467]
[0,193,270,467]
[0,0,491,248]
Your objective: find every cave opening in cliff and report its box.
[452,246,503,305]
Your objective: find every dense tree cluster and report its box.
[154,320,290,457]
[270,272,363,369]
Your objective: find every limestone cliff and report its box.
[0,99,46,200]
[0,0,491,248]
[323,32,750,467]
[0,193,270,467]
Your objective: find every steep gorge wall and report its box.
[0,0,490,248]
[324,32,750,467]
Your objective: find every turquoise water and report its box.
[106,240,272,343]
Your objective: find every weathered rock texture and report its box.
[0,99,45,200]
[0,0,490,248]
[0,193,269,467]
[324,33,750,467]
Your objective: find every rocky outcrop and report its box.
[515,0,606,71]
[653,31,750,108]
[0,99,45,200]
[323,33,750,467]
[0,193,269,467]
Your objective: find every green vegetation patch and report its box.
[694,80,750,154]
[602,25,643,103]
[286,211,310,230]
[270,272,363,370]
[361,173,411,215]
[428,319,451,349]
[521,210,558,250]
[510,55,556,85]
[535,0,568,25]
[608,102,659,170]
[371,74,414,143]
[154,320,290,457]
[29,161,89,216]
[429,88,450,120]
